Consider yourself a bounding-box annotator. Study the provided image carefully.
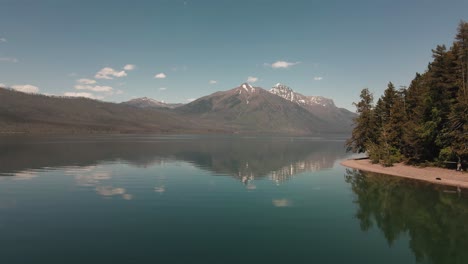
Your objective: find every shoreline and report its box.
[341,158,468,189]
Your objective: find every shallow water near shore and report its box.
[1,135,467,264]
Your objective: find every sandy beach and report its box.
[341,158,468,189]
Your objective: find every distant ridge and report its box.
[0,87,207,134]
[122,97,183,109]
[0,83,354,135]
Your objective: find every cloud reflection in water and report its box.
[272,199,293,207]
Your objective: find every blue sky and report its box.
[1,0,467,110]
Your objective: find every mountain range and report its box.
[0,135,348,185]
[0,83,355,135]
[121,97,183,109]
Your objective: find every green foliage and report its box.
[366,140,402,167]
[365,141,382,164]
[438,147,456,163]
[346,88,377,153]
[347,21,468,166]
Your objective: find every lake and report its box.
[0,135,467,264]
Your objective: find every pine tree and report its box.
[374,83,406,165]
[346,88,376,153]
[419,45,458,161]
[402,73,430,162]
[447,21,468,163]
[348,21,468,167]
[455,21,468,98]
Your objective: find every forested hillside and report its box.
[0,88,206,134]
[347,21,468,166]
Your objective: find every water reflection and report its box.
[62,164,132,200]
[0,135,349,185]
[272,199,293,207]
[345,169,468,264]
[72,170,111,187]
[96,186,132,200]
[269,158,333,184]
[12,170,38,181]
[154,186,166,193]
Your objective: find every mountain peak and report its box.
[270,83,295,101]
[239,83,255,93]
[136,97,161,103]
[241,83,253,88]
[122,97,182,109]
[272,83,293,92]
[269,83,335,108]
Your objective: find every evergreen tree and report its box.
[455,21,468,98]
[447,21,468,163]
[346,88,376,153]
[401,73,431,162]
[373,83,406,165]
[348,21,468,167]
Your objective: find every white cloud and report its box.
[116,90,124,95]
[0,38,6,43]
[314,77,323,81]
[95,67,127,79]
[64,92,98,99]
[74,85,113,92]
[77,78,96,84]
[123,64,136,71]
[267,61,300,69]
[247,76,258,83]
[209,80,217,84]
[187,98,196,102]
[0,83,6,87]
[11,84,39,93]
[154,73,166,79]
[159,87,167,91]
[0,57,18,63]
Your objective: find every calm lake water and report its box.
[0,135,467,264]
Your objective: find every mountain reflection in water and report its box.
[0,135,349,185]
[2,135,468,264]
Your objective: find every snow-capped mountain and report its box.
[176,83,329,134]
[269,83,356,130]
[270,83,335,108]
[122,97,183,109]
[1,82,355,135]
[238,82,256,94]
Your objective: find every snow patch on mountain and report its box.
[239,83,255,93]
[122,97,182,109]
[269,83,335,108]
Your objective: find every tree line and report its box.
[346,21,468,167]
